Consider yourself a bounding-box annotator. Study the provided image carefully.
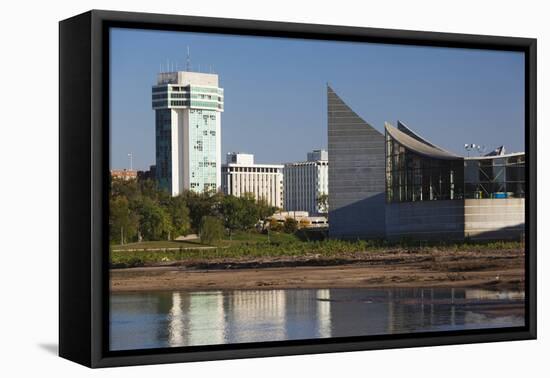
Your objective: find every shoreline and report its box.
[110,249,525,292]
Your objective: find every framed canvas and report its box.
[59,10,537,368]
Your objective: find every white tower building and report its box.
[222,153,284,208]
[152,71,224,195]
[284,150,329,215]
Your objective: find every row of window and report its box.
[224,167,282,173]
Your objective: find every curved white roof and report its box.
[385,123,462,160]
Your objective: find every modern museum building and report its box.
[328,86,525,241]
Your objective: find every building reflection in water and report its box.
[166,291,225,347]
[110,287,525,351]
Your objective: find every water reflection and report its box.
[110,288,525,351]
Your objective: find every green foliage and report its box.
[109,196,138,244]
[111,177,139,200]
[135,197,172,240]
[182,190,223,231]
[110,231,523,268]
[283,217,299,233]
[220,193,259,236]
[255,197,277,222]
[199,216,225,245]
[165,195,191,239]
[110,177,281,244]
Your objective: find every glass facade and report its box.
[386,132,463,203]
[155,109,172,191]
[464,155,525,199]
[385,131,525,203]
[189,109,218,192]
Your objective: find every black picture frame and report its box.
[59,9,537,368]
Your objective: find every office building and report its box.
[152,70,224,195]
[222,153,284,208]
[284,150,329,216]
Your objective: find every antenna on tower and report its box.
[186,46,191,71]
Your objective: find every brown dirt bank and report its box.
[110,248,525,292]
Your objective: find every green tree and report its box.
[165,195,191,239]
[136,197,172,241]
[283,217,299,233]
[220,195,242,239]
[255,197,276,221]
[110,196,138,244]
[239,193,261,230]
[199,216,225,245]
[220,194,260,238]
[111,177,139,201]
[183,190,223,232]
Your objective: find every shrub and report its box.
[283,217,299,233]
[199,216,225,245]
[268,218,283,232]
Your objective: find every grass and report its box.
[110,230,523,268]
[112,231,300,251]
[111,239,204,251]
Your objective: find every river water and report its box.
[110,288,525,351]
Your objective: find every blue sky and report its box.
[110,28,525,170]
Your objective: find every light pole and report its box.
[464,143,486,157]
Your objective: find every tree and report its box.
[110,196,138,244]
[317,193,329,214]
[219,195,242,239]
[111,177,139,201]
[239,193,261,230]
[283,217,299,233]
[220,194,260,238]
[199,216,224,245]
[136,197,172,241]
[256,197,277,222]
[183,190,223,232]
[165,195,191,239]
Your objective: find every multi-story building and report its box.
[222,153,284,208]
[284,150,329,215]
[152,70,224,195]
[110,169,137,181]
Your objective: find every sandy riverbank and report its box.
[110,248,525,292]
